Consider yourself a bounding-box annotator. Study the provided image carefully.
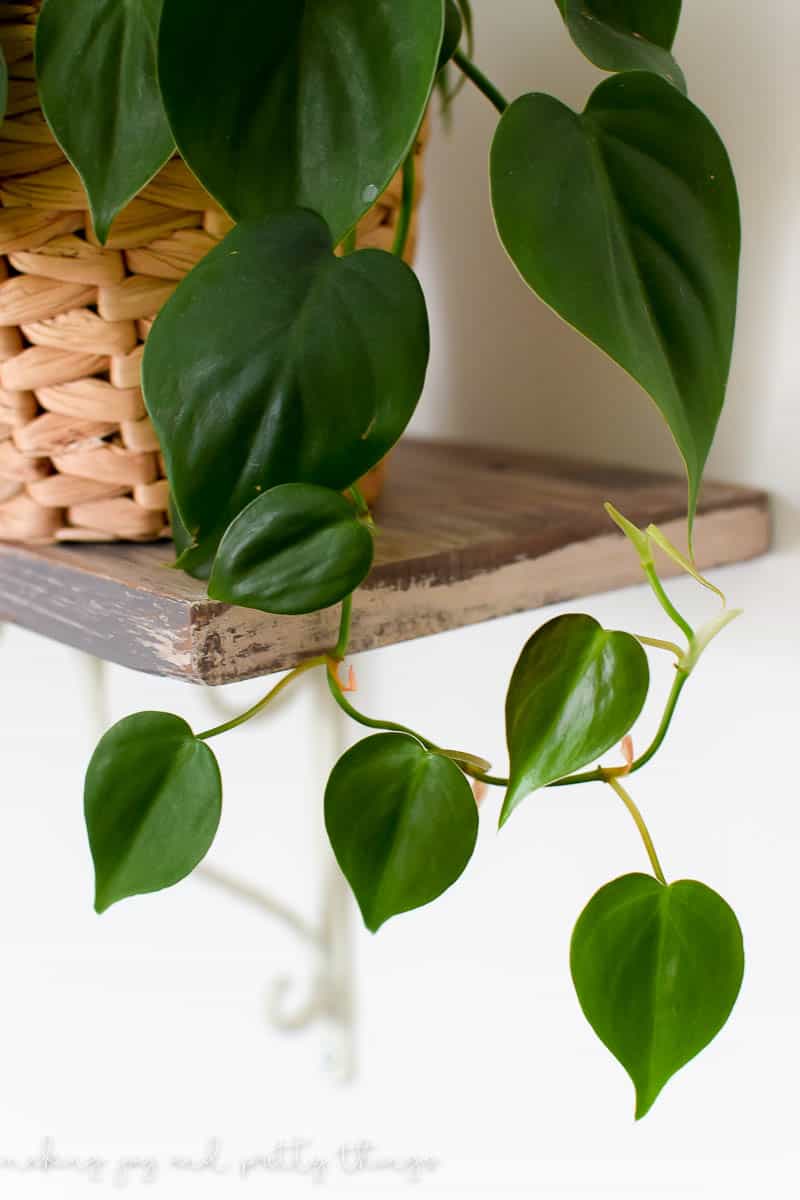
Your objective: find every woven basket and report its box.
[0,3,427,544]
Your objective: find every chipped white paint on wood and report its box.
[0,441,770,685]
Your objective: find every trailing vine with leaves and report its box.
[25,0,745,1119]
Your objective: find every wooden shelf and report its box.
[0,439,769,685]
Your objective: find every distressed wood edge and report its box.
[0,555,196,678]
[189,499,771,686]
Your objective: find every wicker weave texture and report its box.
[0,2,426,543]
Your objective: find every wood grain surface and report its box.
[0,439,770,685]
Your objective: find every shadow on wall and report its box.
[410,0,799,541]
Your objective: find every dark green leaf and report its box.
[325,733,478,932]
[491,73,740,536]
[143,210,429,549]
[36,0,174,243]
[559,0,685,91]
[571,873,744,1118]
[85,712,222,913]
[168,498,216,581]
[502,614,648,824]
[158,0,444,241]
[439,0,464,69]
[436,0,474,118]
[209,484,373,615]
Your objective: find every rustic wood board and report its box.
[0,439,770,685]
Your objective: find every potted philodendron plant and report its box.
[7,0,744,1118]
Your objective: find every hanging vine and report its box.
[32,0,744,1118]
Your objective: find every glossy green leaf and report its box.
[158,0,444,240]
[502,614,649,824]
[571,873,744,1118]
[325,733,478,932]
[558,0,685,92]
[491,73,740,537]
[85,712,222,913]
[36,0,174,243]
[143,210,429,552]
[209,484,373,615]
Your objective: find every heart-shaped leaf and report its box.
[557,0,685,92]
[158,0,444,240]
[36,0,175,243]
[85,712,222,913]
[502,614,649,824]
[325,733,478,932]
[143,210,429,550]
[491,73,740,537]
[209,484,374,615]
[571,873,744,1118]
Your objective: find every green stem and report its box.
[622,669,688,774]
[452,49,509,115]
[644,564,695,643]
[463,767,511,789]
[348,482,376,534]
[327,664,432,743]
[348,483,370,517]
[605,775,667,886]
[326,644,688,794]
[197,656,327,741]
[391,151,416,260]
[326,665,505,783]
[333,595,353,662]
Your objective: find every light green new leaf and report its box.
[209,484,374,615]
[325,733,478,932]
[158,0,444,241]
[502,614,649,824]
[604,502,654,569]
[491,72,740,540]
[571,873,744,1118]
[36,0,174,243]
[558,0,685,92]
[646,523,726,604]
[143,210,429,556]
[681,607,742,674]
[85,712,222,913]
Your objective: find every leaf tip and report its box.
[497,793,517,829]
[361,902,387,935]
[90,206,114,247]
[634,1084,660,1121]
[605,502,653,567]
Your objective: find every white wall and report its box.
[0,3,797,1196]
[413,0,800,541]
